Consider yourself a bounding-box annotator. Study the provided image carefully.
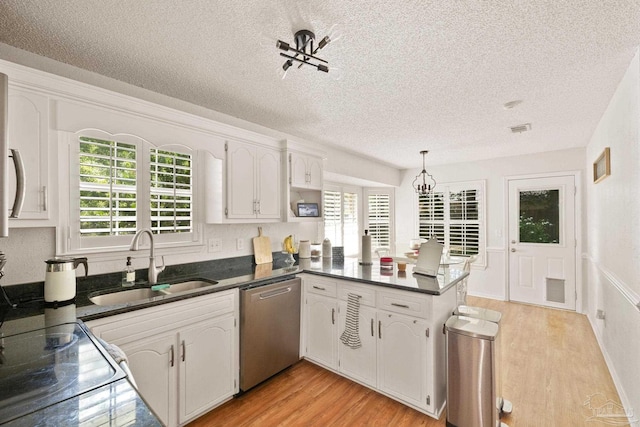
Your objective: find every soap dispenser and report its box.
[122,257,135,286]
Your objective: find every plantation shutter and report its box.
[150,148,193,234]
[449,186,482,256]
[343,192,358,255]
[79,137,137,236]
[418,191,445,243]
[324,190,342,245]
[417,181,484,258]
[367,193,391,250]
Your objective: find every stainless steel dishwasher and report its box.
[240,277,301,391]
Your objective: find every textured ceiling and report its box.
[1,0,639,169]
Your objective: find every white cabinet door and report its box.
[289,152,308,188]
[289,152,323,190]
[179,314,236,424]
[377,313,431,412]
[306,156,323,190]
[226,141,257,219]
[256,148,280,219]
[337,301,377,388]
[226,140,281,220]
[7,87,49,221]
[304,293,338,369]
[120,331,177,427]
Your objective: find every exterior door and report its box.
[508,175,576,310]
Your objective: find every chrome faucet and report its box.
[129,229,165,285]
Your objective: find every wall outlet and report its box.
[236,238,244,250]
[208,238,222,253]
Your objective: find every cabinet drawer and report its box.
[377,290,432,319]
[336,281,376,307]
[304,278,337,297]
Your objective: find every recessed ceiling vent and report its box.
[510,123,532,134]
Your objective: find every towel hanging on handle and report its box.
[340,293,362,349]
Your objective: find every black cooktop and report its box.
[0,321,125,424]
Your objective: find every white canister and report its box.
[323,238,332,258]
[299,240,311,259]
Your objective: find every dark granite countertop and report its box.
[300,257,467,295]
[0,253,466,426]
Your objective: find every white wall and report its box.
[395,148,585,300]
[585,49,640,420]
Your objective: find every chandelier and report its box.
[412,150,437,196]
[276,25,342,79]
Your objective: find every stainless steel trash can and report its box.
[446,315,504,427]
[453,306,512,416]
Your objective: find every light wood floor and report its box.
[188,297,625,427]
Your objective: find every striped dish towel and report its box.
[340,293,362,349]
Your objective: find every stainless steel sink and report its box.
[89,279,219,306]
[89,288,168,306]
[163,280,218,294]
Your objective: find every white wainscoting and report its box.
[467,247,506,301]
[584,255,640,425]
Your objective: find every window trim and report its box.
[58,129,201,257]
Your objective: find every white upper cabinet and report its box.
[7,86,51,223]
[226,139,281,220]
[290,152,323,190]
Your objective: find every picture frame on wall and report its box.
[593,147,611,183]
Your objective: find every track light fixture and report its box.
[276,25,341,79]
[412,150,437,196]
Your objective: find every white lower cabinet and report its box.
[337,301,377,388]
[304,293,338,370]
[178,315,235,424]
[377,313,432,412]
[301,275,455,419]
[120,330,177,425]
[86,289,238,427]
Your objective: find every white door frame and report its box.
[503,171,583,313]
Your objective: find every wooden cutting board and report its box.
[253,227,272,265]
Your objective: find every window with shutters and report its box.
[365,189,394,255]
[324,185,360,256]
[418,181,485,261]
[150,148,193,234]
[68,133,196,253]
[79,137,137,237]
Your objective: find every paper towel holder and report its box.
[359,229,373,266]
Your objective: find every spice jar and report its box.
[310,242,322,258]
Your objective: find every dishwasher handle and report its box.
[259,286,292,299]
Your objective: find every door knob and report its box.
[511,240,516,244]
[511,248,516,252]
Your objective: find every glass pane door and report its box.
[519,189,560,244]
